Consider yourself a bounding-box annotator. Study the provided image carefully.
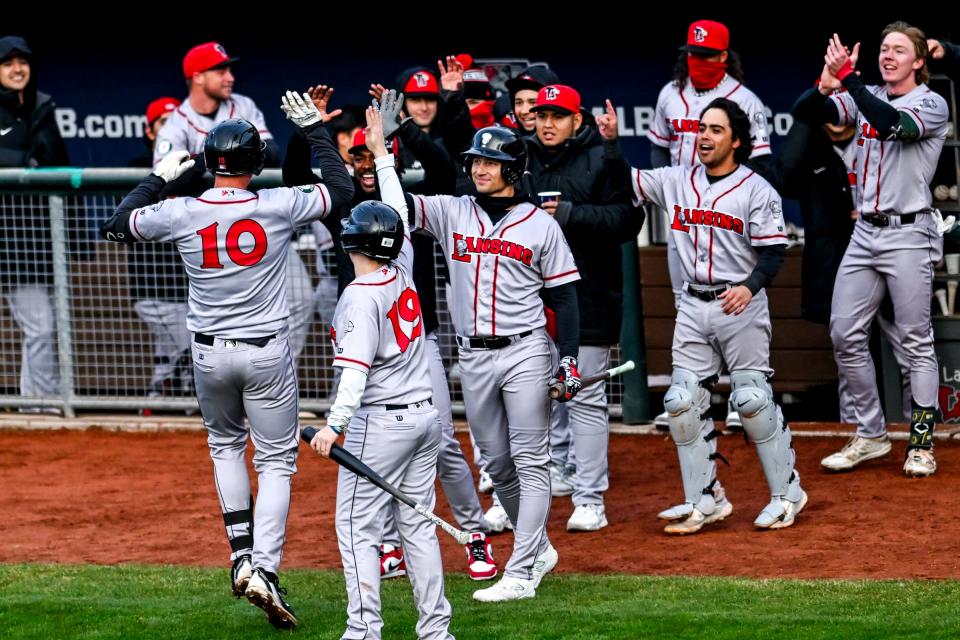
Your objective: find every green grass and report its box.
[1,564,958,639]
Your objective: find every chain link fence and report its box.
[0,169,624,417]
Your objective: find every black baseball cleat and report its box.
[231,554,252,598]
[245,568,298,629]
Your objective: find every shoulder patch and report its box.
[768,200,782,218]
[156,139,173,155]
[917,97,938,111]
[753,112,766,125]
[295,185,315,193]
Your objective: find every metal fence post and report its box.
[48,195,76,418]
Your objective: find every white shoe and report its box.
[821,435,892,471]
[478,470,494,494]
[473,575,536,602]
[903,448,937,477]
[549,463,575,497]
[754,475,808,530]
[653,410,669,429]
[231,554,252,598]
[566,504,608,532]
[664,498,733,535]
[483,505,513,532]
[531,544,558,588]
[658,482,727,521]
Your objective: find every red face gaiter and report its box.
[687,56,727,90]
[470,101,495,129]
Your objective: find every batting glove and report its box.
[281,90,323,128]
[553,356,582,403]
[152,150,195,183]
[374,89,405,140]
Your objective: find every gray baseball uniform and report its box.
[152,94,312,356]
[649,76,772,302]
[331,160,451,639]
[125,181,334,575]
[828,84,948,436]
[410,194,579,579]
[633,163,805,523]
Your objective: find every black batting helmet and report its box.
[461,126,527,184]
[204,118,266,176]
[341,201,404,261]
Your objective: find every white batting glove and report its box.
[152,150,195,183]
[281,90,323,128]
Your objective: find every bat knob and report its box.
[301,426,319,443]
[548,380,564,399]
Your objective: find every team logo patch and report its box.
[414,72,430,88]
[753,112,766,126]
[381,238,395,248]
[344,321,355,334]
[455,238,468,256]
[545,86,559,101]
[156,140,172,155]
[769,201,782,218]
[296,185,315,193]
[693,26,708,42]
[918,97,937,111]
[481,132,492,146]
[214,44,228,57]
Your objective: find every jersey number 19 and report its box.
[387,288,423,353]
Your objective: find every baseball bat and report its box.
[549,359,636,400]
[301,426,471,545]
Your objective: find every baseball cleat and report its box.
[754,490,808,530]
[821,435,892,471]
[245,568,298,629]
[465,532,497,581]
[903,448,937,477]
[664,498,733,535]
[531,544,558,588]
[379,543,407,579]
[478,470,494,494]
[472,575,536,602]
[658,482,728,522]
[483,504,513,533]
[566,504,608,532]
[231,554,252,598]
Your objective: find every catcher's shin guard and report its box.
[731,370,797,498]
[665,369,721,513]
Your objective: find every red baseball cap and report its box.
[182,42,239,78]
[401,69,439,98]
[146,97,181,126]
[686,20,729,55]
[530,84,581,116]
[349,129,396,156]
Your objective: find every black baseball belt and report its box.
[456,330,533,350]
[685,283,738,302]
[861,212,917,228]
[194,332,276,348]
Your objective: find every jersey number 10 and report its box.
[387,288,423,353]
[196,220,268,269]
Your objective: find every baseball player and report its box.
[152,42,313,360]
[100,91,353,628]
[398,123,582,601]
[649,19,772,430]
[800,24,949,477]
[308,106,453,640]
[608,97,807,533]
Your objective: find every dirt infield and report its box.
[3,427,959,579]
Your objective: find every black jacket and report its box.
[526,124,644,346]
[758,88,856,324]
[0,73,71,287]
